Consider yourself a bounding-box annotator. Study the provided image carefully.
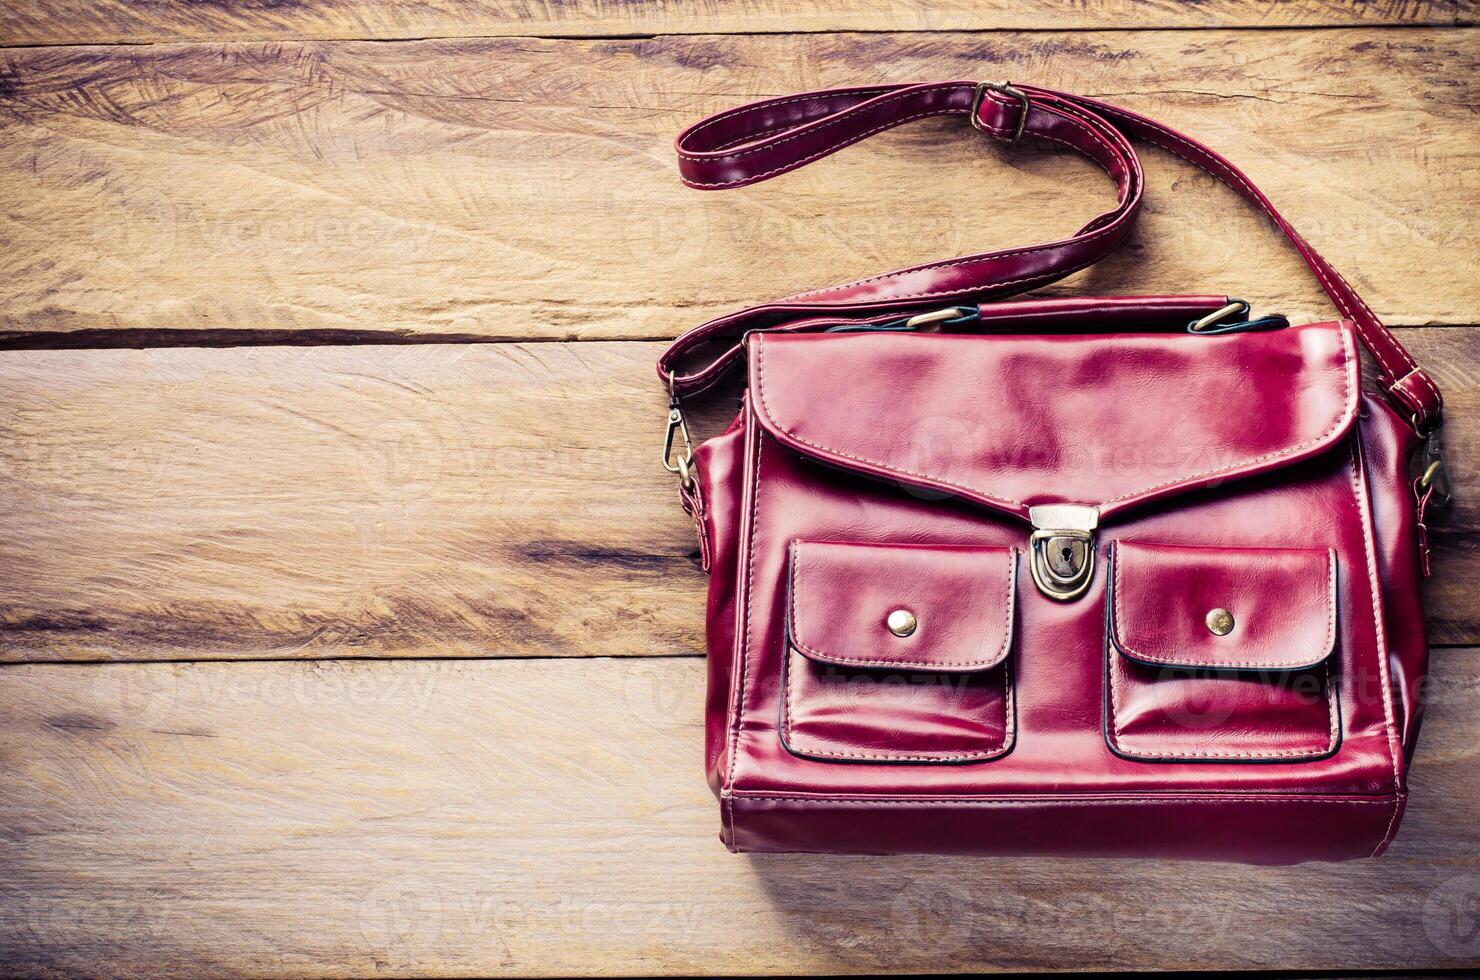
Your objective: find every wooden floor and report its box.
[1,2,1478,976]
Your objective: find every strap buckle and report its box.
[971,80,1029,146]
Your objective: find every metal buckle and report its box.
[1027,504,1098,601]
[970,80,1029,146]
[661,374,698,490]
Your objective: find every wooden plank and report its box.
[0,29,1477,344]
[0,1,1469,46]
[0,333,1475,664]
[1,652,1477,977]
[0,342,705,663]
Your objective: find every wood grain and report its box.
[0,1,1469,46]
[1,6,1478,977]
[1,652,1478,977]
[0,342,705,663]
[1,29,1477,344]
[1,334,1475,664]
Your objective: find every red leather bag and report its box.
[657,81,1450,863]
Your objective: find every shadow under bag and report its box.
[657,81,1450,863]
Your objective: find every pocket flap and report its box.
[787,540,1016,672]
[1109,541,1336,671]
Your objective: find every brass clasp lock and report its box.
[1028,504,1099,601]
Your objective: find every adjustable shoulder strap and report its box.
[659,81,1443,433]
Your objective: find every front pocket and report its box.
[781,540,1016,763]
[1105,541,1340,762]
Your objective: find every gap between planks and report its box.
[0,651,709,668]
[2,21,1474,52]
[0,647,1472,668]
[1,324,1476,353]
[2,5,1474,51]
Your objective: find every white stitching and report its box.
[730,794,1395,806]
[1372,794,1406,858]
[1329,264,1418,376]
[708,118,804,152]
[1006,92,1138,185]
[777,100,1135,302]
[682,96,1142,325]
[725,414,763,793]
[1386,367,1420,391]
[753,324,1354,517]
[678,91,1438,423]
[1391,370,1445,418]
[781,544,1016,762]
[678,84,966,162]
[787,542,1016,669]
[1093,102,1421,389]
[782,647,1015,762]
[786,253,1112,307]
[1346,432,1406,853]
[1098,324,1356,507]
[682,87,898,144]
[1105,543,1340,761]
[681,104,973,186]
[1109,545,1337,669]
[753,334,1027,511]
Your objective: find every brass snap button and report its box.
[886,609,918,637]
[1205,608,1235,636]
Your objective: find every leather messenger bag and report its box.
[656,81,1451,863]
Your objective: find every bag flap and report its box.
[787,540,1015,672]
[1109,541,1336,671]
[749,321,1358,522]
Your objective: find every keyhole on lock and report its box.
[1045,536,1088,580]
